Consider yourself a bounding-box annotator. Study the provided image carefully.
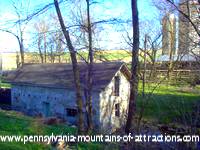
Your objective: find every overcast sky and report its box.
[0,0,161,52]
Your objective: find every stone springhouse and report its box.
[4,62,131,130]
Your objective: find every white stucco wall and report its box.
[99,70,130,131]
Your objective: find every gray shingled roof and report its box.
[4,62,130,91]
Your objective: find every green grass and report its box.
[0,82,11,88]
[0,76,11,88]
[0,111,50,149]
[0,110,104,150]
[137,83,200,124]
[2,50,162,69]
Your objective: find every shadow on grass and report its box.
[137,93,200,124]
[0,110,105,150]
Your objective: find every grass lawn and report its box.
[0,75,11,88]
[0,82,11,88]
[1,50,162,70]
[137,83,200,124]
[0,110,104,150]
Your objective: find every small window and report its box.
[114,76,120,96]
[66,108,77,117]
[115,103,120,117]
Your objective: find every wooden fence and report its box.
[140,69,200,84]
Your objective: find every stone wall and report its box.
[99,70,130,131]
[11,85,100,126]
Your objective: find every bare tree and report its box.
[34,22,44,63]
[0,28,25,66]
[66,0,106,131]
[0,53,2,71]
[54,0,85,133]
[51,31,64,63]
[125,0,140,133]
[85,0,94,131]
[34,20,50,63]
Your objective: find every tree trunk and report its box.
[142,34,147,98]
[19,23,25,66]
[50,45,55,63]
[0,53,2,71]
[0,29,24,66]
[86,0,93,131]
[125,0,139,134]
[16,52,20,68]
[19,42,25,65]
[44,33,47,63]
[136,34,147,133]
[54,0,84,133]
[167,18,176,82]
[17,31,24,66]
[38,34,44,63]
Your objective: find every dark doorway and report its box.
[0,88,11,110]
[42,102,50,117]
